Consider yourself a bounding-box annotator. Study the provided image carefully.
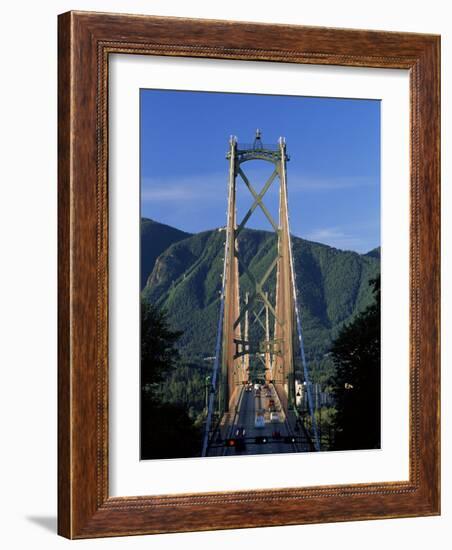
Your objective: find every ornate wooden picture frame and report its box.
[58,11,440,538]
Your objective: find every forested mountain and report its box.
[364,247,381,260]
[141,218,191,290]
[141,219,380,365]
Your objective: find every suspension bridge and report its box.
[202,130,320,457]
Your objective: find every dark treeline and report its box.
[330,276,381,450]
[140,300,202,460]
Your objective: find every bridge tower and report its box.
[219,131,295,414]
[219,136,243,413]
[273,137,296,411]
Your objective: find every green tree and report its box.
[141,299,201,459]
[331,277,381,450]
[141,300,182,389]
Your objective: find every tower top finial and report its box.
[253,129,263,150]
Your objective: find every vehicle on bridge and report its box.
[254,415,266,429]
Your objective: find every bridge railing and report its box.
[236,143,280,152]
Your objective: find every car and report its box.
[254,383,261,390]
[235,428,246,451]
[226,437,246,451]
[270,411,279,422]
[254,415,266,429]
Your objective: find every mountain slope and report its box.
[141,220,380,364]
[364,246,381,260]
[140,217,191,290]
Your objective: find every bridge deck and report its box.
[207,383,311,456]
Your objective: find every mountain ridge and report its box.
[141,219,380,364]
[141,217,191,289]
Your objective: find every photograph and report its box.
[139,89,381,460]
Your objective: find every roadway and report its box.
[222,383,298,456]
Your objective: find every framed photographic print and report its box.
[58,11,440,538]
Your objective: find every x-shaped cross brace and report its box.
[235,167,279,236]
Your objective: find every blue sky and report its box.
[140,89,380,253]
